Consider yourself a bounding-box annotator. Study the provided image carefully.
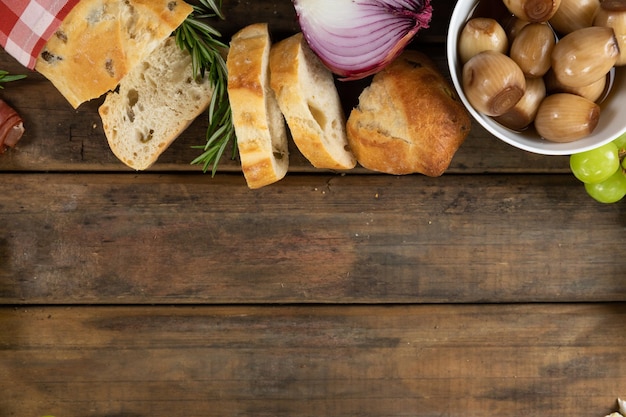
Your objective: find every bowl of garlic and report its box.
[446,0,626,155]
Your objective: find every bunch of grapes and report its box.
[570,133,626,203]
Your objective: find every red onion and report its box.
[292,0,433,80]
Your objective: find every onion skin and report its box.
[462,50,526,116]
[534,93,600,142]
[458,18,509,64]
[551,26,620,88]
[293,0,433,80]
[493,76,546,130]
[548,0,599,34]
[594,7,626,65]
[503,0,561,22]
[0,99,24,153]
[509,22,555,77]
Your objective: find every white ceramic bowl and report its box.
[446,0,626,155]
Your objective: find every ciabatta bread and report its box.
[35,0,193,109]
[269,33,356,170]
[227,23,289,189]
[346,50,471,176]
[98,36,213,170]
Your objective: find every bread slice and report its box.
[269,33,356,170]
[346,50,471,177]
[35,0,193,109]
[227,23,289,189]
[98,36,213,170]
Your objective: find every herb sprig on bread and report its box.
[175,0,237,176]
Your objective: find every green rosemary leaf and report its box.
[0,70,26,88]
[174,0,236,176]
[185,17,222,37]
[198,0,224,19]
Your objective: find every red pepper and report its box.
[0,99,24,153]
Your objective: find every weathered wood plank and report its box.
[1,2,623,416]
[1,304,625,417]
[1,173,624,304]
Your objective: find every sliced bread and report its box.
[269,33,356,170]
[98,36,214,170]
[35,0,193,109]
[227,23,289,189]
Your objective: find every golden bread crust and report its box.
[347,50,471,176]
[227,23,289,189]
[269,33,356,170]
[35,0,193,108]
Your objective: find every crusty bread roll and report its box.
[35,0,193,109]
[347,50,471,176]
[269,33,356,170]
[227,23,289,189]
[98,36,213,170]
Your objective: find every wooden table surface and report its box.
[1,1,625,416]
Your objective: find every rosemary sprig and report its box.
[175,0,237,176]
[0,70,26,88]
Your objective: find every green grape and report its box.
[616,134,626,170]
[584,169,626,203]
[613,132,626,153]
[570,142,620,184]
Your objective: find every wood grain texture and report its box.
[1,0,625,415]
[1,304,625,417]
[1,173,624,304]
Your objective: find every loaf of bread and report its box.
[35,0,193,109]
[227,23,289,189]
[269,33,356,170]
[98,36,214,170]
[346,50,471,176]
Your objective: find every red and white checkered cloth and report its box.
[1,0,80,69]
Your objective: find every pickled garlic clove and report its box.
[503,0,561,22]
[504,17,532,42]
[494,76,546,130]
[548,0,600,34]
[594,7,626,65]
[462,50,526,116]
[534,93,600,142]
[509,22,556,77]
[600,0,626,11]
[551,26,620,88]
[458,18,509,64]
[544,68,609,102]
